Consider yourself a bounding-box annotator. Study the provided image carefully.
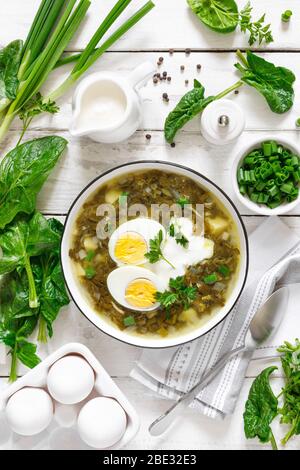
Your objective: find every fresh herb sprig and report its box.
[18,93,59,145]
[145,230,175,268]
[239,2,273,46]
[156,276,197,312]
[169,223,189,248]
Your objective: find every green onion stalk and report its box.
[0,0,155,143]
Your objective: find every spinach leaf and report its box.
[235,50,295,114]
[0,40,23,109]
[0,307,40,382]
[0,136,67,229]
[0,212,61,308]
[187,0,238,33]
[164,79,214,143]
[0,217,68,379]
[32,219,69,342]
[244,366,278,450]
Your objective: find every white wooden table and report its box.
[1,0,300,450]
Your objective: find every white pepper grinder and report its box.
[200,99,245,145]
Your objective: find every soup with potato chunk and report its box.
[70,170,240,338]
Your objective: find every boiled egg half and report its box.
[107,266,164,311]
[108,218,165,266]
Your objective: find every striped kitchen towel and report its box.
[130,216,300,419]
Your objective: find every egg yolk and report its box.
[125,278,157,308]
[114,232,147,264]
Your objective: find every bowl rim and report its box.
[61,160,249,349]
[232,137,300,216]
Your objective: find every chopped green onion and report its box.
[85,266,96,279]
[237,140,300,209]
[203,273,218,285]
[290,156,299,167]
[280,182,294,194]
[281,10,292,22]
[123,315,136,326]
[293,171,300,183]
[263,142,272,157]
[85,250,95,262]
[218,265,230,277]
[270,141,278,154]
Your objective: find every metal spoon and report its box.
[149,286,289,437]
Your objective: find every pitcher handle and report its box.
[127,61,156,89]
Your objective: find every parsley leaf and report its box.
[156,276,197,312]
[169,220,189,248]
[239,2,273,46]
[176,196,190,208]
[176,234,189,248]
[145,230,175,268]
[18,92,59,145]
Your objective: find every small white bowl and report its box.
[232,138,300,216]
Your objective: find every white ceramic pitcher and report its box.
[69,62,156,143]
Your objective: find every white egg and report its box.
[77,397,127,449]
[5,387,53,436]
[47,356,95,405]
[108,217,165,266]
[107,266,165,311]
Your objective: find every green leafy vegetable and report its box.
[164,79,214,143]
[156,276,197,311]
[0,136,67,229]
[0,40,23,111]
[0,212,62,308]
[0,279,40,382]
[243,366,278,450]
[18,93,59,145]
[176,196,190,208]
[187,0,238,34]
[175,234,189,248]
[235,50,295,114]
[0,216,69,379]
[145,230,175,268]
[277,340,300,445]
[164,52,295,142]
[187,0,273,45]
[239,2,273,46]
[169,222,189,248]
[244,339,300,448]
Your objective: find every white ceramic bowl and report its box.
[232,138,300,216]
[61,161,249,349]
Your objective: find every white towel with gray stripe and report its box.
[130,216,300,419]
